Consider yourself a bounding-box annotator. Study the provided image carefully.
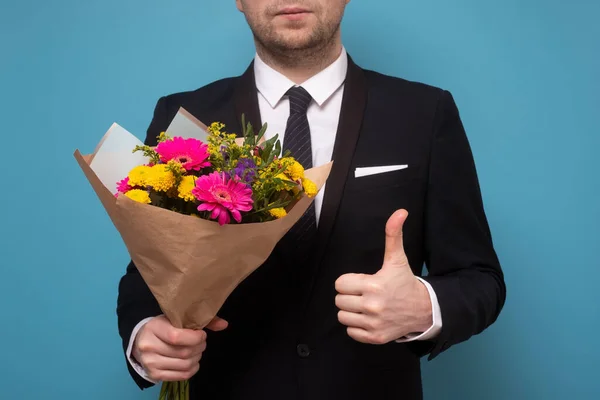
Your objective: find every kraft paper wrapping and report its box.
[74,119,332,330]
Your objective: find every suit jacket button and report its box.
[297,344,311,358]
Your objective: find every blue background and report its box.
[1,0,598,398]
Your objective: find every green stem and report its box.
[159,382,168,400]
[157,381,189,400]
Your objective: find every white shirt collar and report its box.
[254,47,348,108]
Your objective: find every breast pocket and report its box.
[348,165,423,193]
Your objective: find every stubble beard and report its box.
[251,18,342,70]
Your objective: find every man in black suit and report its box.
[117,1,506,399]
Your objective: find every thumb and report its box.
[382,209,409,268]
[205,316,229,332]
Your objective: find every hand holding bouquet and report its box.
[74,109,332,400]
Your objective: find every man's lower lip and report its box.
[278,12,310,20]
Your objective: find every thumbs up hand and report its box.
[335,209,433,344]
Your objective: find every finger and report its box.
[149,363,201,382]
[140,335,207,359]
[141,352,202,373]
[337,310,373,329]
[335,273,368,295]
[205,316,229,332]
[346,327,388,345]
[335,294,364,313]
[383,209,409,268]
[155,326,207,347]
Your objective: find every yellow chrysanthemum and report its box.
[124,189,151,204]
[282,157,305,181]
[268,208,287,219]
[128,165,152,187]
[273,173,294,191]
[146,164,177,192]
[178,175,197,202]
[302,178,318,197]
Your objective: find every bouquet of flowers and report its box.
[118,117,318,224]
[74,108,332,400]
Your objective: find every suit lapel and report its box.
[313,56,368,264]
[296,55,368,324]
[233,61,263,135]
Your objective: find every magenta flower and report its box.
[192,172,254,225]
[155,137,210,171]
[116,177,133,193]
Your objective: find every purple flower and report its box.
[221,146,229,162]
[231,157,257,184]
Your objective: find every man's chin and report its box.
[270,34,320,52]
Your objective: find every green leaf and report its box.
[246,121,254,142]
[241,114,246,135]
[274,139,281,159]
[261,134,279,162]
[256,122,268,144]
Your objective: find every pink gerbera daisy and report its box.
[192,172,254,225]
[155,137,210,171]
[116,177,133,193]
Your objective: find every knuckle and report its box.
[366,281,383,294]
[180,371,191,380]
[181,359,193,370]
[182,364,199,380]
[200,340,208,352]
[148,370,161,382]
[137,354,149,368]
[181,347,194,358]
[365,299,384,315]
[371,332,387,345]
[168,330,180,345]
[144,359,157,370]
[365,319,377,331]
[370,319,384,332]
[136,339,152,353]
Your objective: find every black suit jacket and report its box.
[117,55,506,400]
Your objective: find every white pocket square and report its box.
[354,165,408,178]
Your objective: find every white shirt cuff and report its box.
[395,277,442,342]
[126,316,160,384]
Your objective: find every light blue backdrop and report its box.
[1,1,598,399]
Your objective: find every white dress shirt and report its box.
[126,47,442,383]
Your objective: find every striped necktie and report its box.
[282,86,318,253]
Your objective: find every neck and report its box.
[255,35,343,84]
